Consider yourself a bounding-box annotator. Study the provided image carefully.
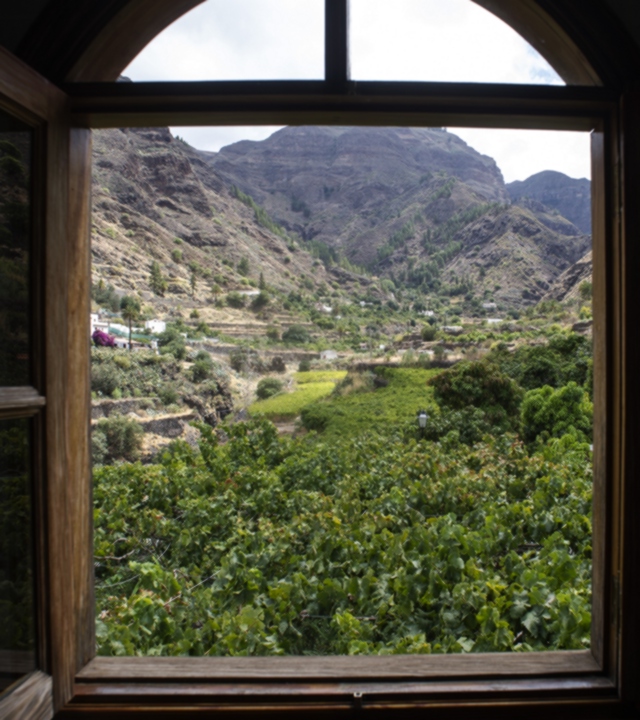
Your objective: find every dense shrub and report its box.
[251,291,269,310]
[158,384,179,406]
[256,377,284,400]
[92,415,143,464]
[191,351,214,383]
[92,363,120,396]
[94,419,592,657]
[282,324,310,344]
[237,257,250,276]
[92,281,120,312]
[428,360,524,430]
[521,382,593,444]
[158,327,187,361]
[299,402,331,431]
[266,326,280,341]
[487,333,591,392]
[229,346,266,374]
[421,325,437,341]
[226,292,246,309]
[268,356,286,373]
[298,359,311,372]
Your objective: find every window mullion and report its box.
[325,0,349,85]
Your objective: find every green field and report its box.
[294,370,348,384]
[301,367,441,439]
[249,372,346,420]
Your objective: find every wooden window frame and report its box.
[2,1,640,717]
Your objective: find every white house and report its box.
[90,313,109,334]
[482,302,498,310]
[487,318,503,325]
[320,349,338,361]
[145,319,166,334]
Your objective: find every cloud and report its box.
[349,0,564,84]
[124,0,324,81]
[447,128,591,183]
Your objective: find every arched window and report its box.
[1,1,639,717]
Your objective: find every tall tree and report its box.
[120,295,141,351]
[149,261,167,296]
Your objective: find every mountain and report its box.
[90,125,591,314]
[507,170,591,234]
[544,250,593,303]
[91,127,368,313]
[203,126,508,266]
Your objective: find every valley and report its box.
[90,124,592,450]
[89,125,594,657]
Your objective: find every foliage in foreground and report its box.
[94,419,592,657]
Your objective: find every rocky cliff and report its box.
[91,125,592,312]
[507,170,591,234]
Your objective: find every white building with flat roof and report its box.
[320,350,338,361]
[145,319,166,334]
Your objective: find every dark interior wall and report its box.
[606,0,640,46]
[0,0,48,51]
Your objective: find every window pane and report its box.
[0,112,31,386]
[122,0,324,81]
[350,0,564,84]
[0,418,36,693]
[92,125,592,657]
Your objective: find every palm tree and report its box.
[120,295,141,351]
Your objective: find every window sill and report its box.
[61,652,623,718]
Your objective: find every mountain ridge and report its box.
[90,125,591,314]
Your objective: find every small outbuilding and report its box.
[320,350,338,361]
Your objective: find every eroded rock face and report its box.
[91,125,591,311]
[205,126,509,264]
[545,250,593,303]
[445,205,590,307]
[91,127,360,305]
[507,171,591,235]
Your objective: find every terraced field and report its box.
[248,370,347,420]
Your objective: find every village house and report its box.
[145,319,167,334]
[319,349,338,361]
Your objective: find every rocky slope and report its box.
[91,125,592,312]
[544,250,593,303]
[443,204,589,306]
[203,126,508,265]
[91,127,367,316]
[507,170,591,234]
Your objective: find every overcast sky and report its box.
[123,0,591,183]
